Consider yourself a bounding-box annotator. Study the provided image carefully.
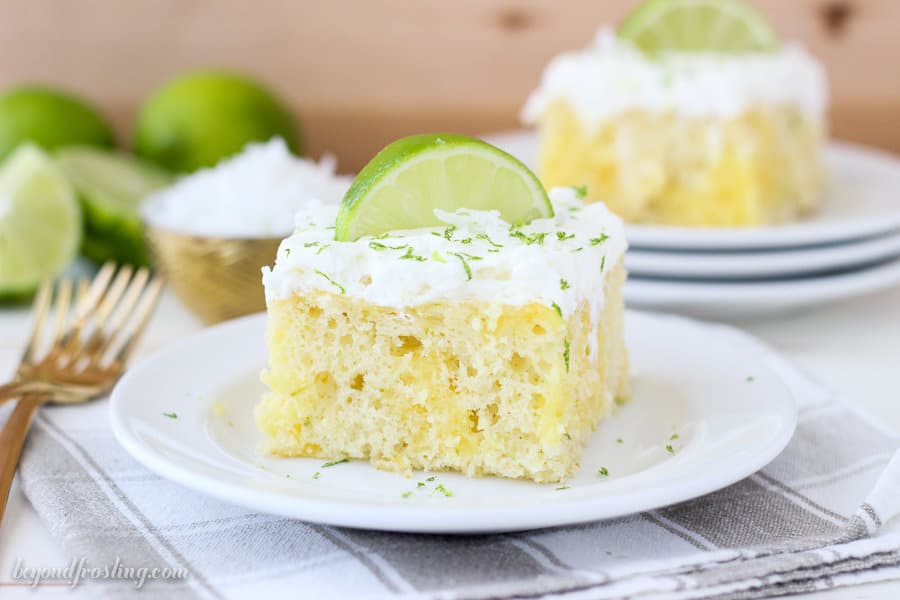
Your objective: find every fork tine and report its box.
[20,280,53,364]
[50,280,73,346]
[74,262,117,319]
[93,265,134,326]
[59,275,110,356]
[84,267,148,363]
[75,278,90,303]
[59,263,118,350]
[47,265,117,364]
[112,274,164,364]
[108,268,149,331]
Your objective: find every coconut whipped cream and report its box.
[262,187,626,332]
[522,29,828,132]
[141,138,352,238]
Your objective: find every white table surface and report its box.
[1,287,899,599]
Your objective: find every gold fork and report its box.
[0,263,164,520]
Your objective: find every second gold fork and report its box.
[0,263,164,521]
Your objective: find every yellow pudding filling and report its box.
[537,102,824,227]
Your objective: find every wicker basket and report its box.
[145,225,281,324]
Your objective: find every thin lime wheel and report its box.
[0,145,81,300]
[618,0,778,53]
[57,146,172,266]
[335,133,552,241]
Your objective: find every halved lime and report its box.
[56,146,173,266]
[335,133,552,241]
[0,145,81,299]
[618,0,778,53]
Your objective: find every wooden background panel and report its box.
[0,0,898,170]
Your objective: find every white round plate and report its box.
[484,130,900,251]
[626,256,900,319]
[626,229,900,280]
[110,311,798,534]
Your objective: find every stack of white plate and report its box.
[486,131,900,319]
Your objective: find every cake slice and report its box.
[521,0,827,227]
[257,137,628,483]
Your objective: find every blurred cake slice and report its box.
[522,0,828,227]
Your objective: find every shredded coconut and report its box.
[140,138,352,238]
[522,29,828,131]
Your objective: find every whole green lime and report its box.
[133,71,301,172]
[0,85,115,162]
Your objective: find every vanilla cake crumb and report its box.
[257,190,629,483]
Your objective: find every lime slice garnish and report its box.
[618,0,778,53]
[57,146,172,266]
[335,133,552,241]
[0,145,81,299]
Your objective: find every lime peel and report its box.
[335,133,552,241]
[618,0,778,54]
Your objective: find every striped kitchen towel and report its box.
[9,333,900,600]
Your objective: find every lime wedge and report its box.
[56,146,172,266]
[335,133,552,241]
[0,145,80,299]
[618,0,777,53]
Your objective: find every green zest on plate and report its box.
[432,484,453,497]
[618,0,778,54]
[335,133,552,241]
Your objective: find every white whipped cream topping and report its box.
[522,29,828,131]
[141,138,352,238]
[262,187,626,342]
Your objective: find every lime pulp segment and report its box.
[618,0,778,53]
[57,146,172,220]
[335,134,552,241]
[0,145,81,297]
[57,146,173,266]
